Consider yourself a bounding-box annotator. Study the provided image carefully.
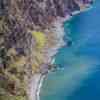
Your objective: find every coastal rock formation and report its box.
[0,0,93,100]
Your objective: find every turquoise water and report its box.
[40,0,100,100]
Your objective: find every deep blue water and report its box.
[40,0,100,100]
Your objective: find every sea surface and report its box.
[40,0,100,100]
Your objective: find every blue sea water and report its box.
[40,0,100,100]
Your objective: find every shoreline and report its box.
[27,16,68,100]
[28,4,93,100]
[28,74,46,100]
[34,21,67,100]
[37,57,58,100]
[36,75,46,100]
[30,14,80,100]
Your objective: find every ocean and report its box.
[40,0,100,100]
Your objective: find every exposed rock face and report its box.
[0,0,93,100]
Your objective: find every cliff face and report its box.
[0,0,93,100]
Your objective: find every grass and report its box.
[31,31,46,49]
